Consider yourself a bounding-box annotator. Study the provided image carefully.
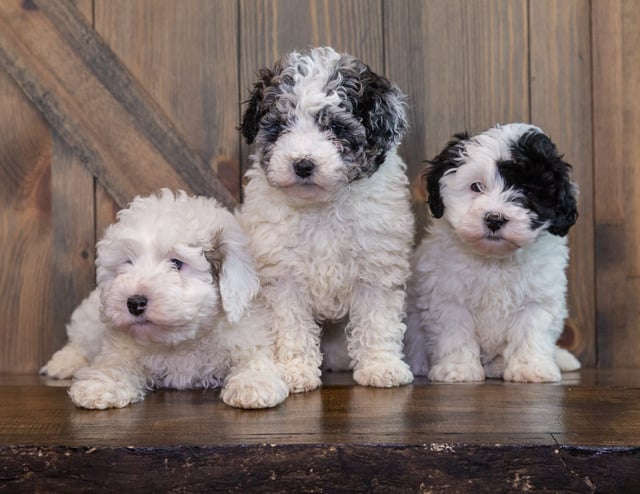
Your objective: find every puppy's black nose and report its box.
[485,213,507,232]
[127,295,148,316]
[293,159,315,178]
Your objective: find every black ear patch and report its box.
[426,132,470,218]
[240,66,279,144]
[503,131,578,237]
[357,67,408,172]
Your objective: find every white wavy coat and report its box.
[42,190,288,409]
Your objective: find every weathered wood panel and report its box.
[0,0,236,210]
[529,0,595,364]
[50,0,96,367]
[0,68,52,373]
[51,135,96,356]
[385,0,529,179]
[593,0,640,367]
[94,0,241,201]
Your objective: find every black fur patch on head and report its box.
[425,132,470,218]
[240,65,280,144]
[500,130,578,236]
[241,48,408,181]
[342,60,408,177]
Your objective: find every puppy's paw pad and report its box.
[504,360,561,383]
[68,378,139,409]
[279,361,322,394]
[428,361,485,382]
[353,358,414,387]
[222,371,289,409]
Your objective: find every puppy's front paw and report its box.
[428,360,485,382]
[279,359,322,393]
[353,357,414,387]
[68,372,144,409]
[222,370,289,409]
[40,345,89,379]
[503,358,561,383]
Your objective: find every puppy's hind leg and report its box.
[502,307,562,383]
[347,284,414,387]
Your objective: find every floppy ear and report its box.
[549,179,578,236]
[358,67,408,168]
[546,152,578,236]
[511,131,579,237]
[239,66,278,144]
[205,215,260,323]
[426,132,469,218]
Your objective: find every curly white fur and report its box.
[238,47,414,392]
[41,189,288,409]
[405,124,581,383]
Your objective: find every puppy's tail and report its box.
[556,347,581,372]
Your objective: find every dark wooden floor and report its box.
[2,370,640,492]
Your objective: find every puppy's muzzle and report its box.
[127,295,148,316]
[485,213,508,232]
[293,158,315,179]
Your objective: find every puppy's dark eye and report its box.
[170,258,184,270]
[125,259,133,265]
[470,182,484,193]
[330,121,346,138]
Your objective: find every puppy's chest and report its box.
[142,345,225,389]
[294,216,360,298]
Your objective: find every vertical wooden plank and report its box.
[94,0,241,201]
[530,0,595,365]
[50,0,97,367]
[592,0,640,367]
[238,0,384,172]
[385,0,529,237]
[0,67,52,373]
[591,0,624,367]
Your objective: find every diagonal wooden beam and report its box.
[0,0,237,210]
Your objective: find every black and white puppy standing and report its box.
[238,47,415,393]
[405,123,581,383]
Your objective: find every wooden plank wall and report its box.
[0,0,636,373]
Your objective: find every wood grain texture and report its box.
[529,0,595,365]
[385,0,529,178]
[0,67,52,374]
[0,0,236,210]
[592,0,640,367]
[50,135,96,358]
[49,0,96,366]
[238,0,384,173]
[94,0,241,201]
[1,372,640,492]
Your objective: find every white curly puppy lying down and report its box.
[41,189,288,409]
[405,124,581,383]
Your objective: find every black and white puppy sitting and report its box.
[405,123,581,383]
[238,47,415,393]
